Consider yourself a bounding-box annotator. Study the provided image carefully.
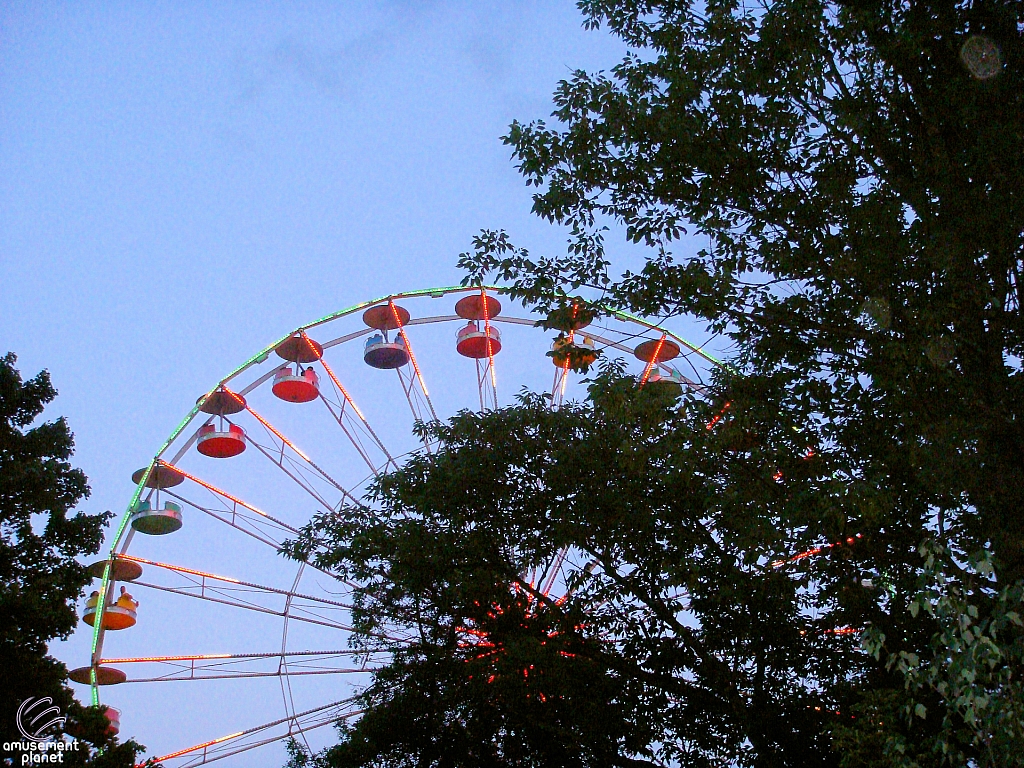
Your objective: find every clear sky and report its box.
[1,4,714,765]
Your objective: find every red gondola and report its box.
[272,365,320,403]
[197,422,246,458]
[456,322,502,358]
[103,707,121,736]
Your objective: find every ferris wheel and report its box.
[69,285,723,767]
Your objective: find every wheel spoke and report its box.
[240,433,342,511]
[157,462,287,524]
[104,650,381,663]
[541,546,570,597]
[115,555,356,608]
[238,404,363,509]
[131,579,357,632]
[143,698,363,768]
[306,331,398,474]
[116,666,379,684]
[389,299,439,430]
[162,488,295,551]
[101,650,387,683]
[120,554,409,640]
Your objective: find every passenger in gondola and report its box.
[116,586,138,611]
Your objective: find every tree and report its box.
[289,0,1023,765]
[288,377,877,767]
[287,386,675,768]
[0,353,147,767]
[457,0,1024,762]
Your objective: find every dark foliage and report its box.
[0,353,147,767]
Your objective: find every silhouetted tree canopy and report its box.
[287,1,1024,766]
[0,353,148,767]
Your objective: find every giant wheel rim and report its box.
[74,285,723,766]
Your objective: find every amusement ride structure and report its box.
[69,285,724,767]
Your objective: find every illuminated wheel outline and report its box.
[72,285,724,767]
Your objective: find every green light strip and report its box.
[89,404,201,705]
